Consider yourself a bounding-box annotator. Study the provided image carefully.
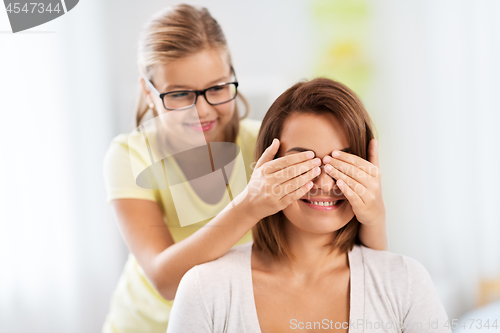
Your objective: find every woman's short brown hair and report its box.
[251,77,376,261]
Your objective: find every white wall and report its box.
[368,0,500,319]
[0,1,126,332]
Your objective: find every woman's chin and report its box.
[297,219,350,235]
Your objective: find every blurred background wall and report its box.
[1,0,499,332]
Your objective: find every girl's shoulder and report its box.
[104,131,152,168]
[237,118,262,171]
[106,131,141,155]
[238,118,262,140]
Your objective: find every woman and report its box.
[102,5,388,333]
[167,78,451,333]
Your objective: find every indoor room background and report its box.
[1,0,499,332]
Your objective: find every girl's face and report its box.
[140,48,235,149]
[278,112,355,235]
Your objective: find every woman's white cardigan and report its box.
[167,242,451,333]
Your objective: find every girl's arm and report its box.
[113,139,319,300]
[111,194,258,301]
[358,218,388,251]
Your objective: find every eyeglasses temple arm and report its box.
[141,74,161,96]
[231,66,238,82]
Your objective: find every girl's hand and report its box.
[242,138,321,221]
[322,139,386,227]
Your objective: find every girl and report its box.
[167,78,450,333]
[102,5,387,333]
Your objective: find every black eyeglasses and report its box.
[142,67,239,111]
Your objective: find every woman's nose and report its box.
[311,165,336,193]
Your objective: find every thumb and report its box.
[368,139,379,168]
[254,138,280,169]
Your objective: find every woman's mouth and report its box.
[184,119,217,132]
[300,199,345,211]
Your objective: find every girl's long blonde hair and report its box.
[135,4,248,143]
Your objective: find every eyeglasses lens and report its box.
[163,83,237,110]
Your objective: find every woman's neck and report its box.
[257,223,349,284]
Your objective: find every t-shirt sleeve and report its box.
[402,257,452,332]
[102,139,158,204]
[167,267,213,332]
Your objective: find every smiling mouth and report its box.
[184,119,216,126]
[300,199,345,207]
[183,119,217,132]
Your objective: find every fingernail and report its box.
[307,151,314,159]
[314,167,321,175]
[325,165,333,172]
[332,151,340,158]
[314,158,321,166]
[324,156,331,163]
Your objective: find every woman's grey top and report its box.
[167,242,452,333]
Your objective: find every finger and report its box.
[368,139,380,168]
[279,166,321,197]
[324,158,371,188]
[273,158,321,183]
[325,149,380,178]
[280,179,315,206]
[255,138,280,169]
[263,150,315,174]
[326,164,379,205]
[336,178,364,207]
[324,164,368,201]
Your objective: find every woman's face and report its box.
[140,48,235,148]
[279,112,355,234]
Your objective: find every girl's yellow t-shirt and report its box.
[102,118,262,333]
